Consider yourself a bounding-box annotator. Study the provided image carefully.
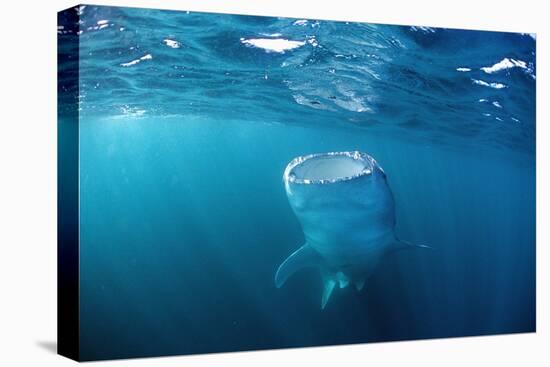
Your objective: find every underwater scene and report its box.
[58,5,535,361]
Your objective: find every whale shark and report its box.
[275,151,429,309]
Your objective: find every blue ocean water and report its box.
[59,5,535,360]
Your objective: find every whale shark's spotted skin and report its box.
[275,151,429,309]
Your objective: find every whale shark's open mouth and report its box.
[284,151,375,184]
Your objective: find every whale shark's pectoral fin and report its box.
[275,244,321,288]
[392,238,432,252]
[321,278,336,309]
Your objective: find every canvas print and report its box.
[57,4,536,361]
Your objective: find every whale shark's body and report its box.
[275,151,428,309]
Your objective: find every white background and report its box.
[0,0,547,365]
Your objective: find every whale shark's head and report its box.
[282,151,387,211]
[282,150,394,261]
